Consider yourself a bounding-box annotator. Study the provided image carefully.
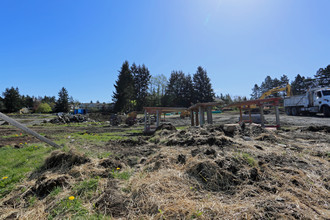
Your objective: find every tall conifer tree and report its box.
[113,61,134,112]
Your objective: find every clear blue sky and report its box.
[1,0,329,103]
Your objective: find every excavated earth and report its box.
[0,113,329,219]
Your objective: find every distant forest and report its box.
[1,63,329,113]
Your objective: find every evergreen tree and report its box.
[315,65,330,87]
[193,66,214,103]
[304,77,317,89]
[2,87,22,112]
[22,95,34,108]
[0,97,5,112]
[131,63,151,111]
[55,87,69,112]
[112,61,135,112]
[291,74,306,95]
[182,74,194,107]
[164,71,186,107]
[251,84,261,99]
[280,74,289,87]
[260,76,274,93]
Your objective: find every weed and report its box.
[191,210,203,219]
[97,152,112,159]
[235,151,257,167]
[241,152,257,167]
[113,170,131,181]
[28,195,37,207]
[73,177,100,199]
[48,197,88,219]
[158,209,166,220]
[49,186,62,198]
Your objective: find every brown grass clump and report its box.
[39,149,90,173]
[186,159,241,192]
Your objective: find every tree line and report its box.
[251,64,330,99]
[0,87,70,113]
[112,61,215,113]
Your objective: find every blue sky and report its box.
[1,0,329,103]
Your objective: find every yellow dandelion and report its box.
[19,143,22,145]
[25,142,27,145]
[116,167,120,170]
[2,177,8,180]
[69,196,75,200]
[15,134,18,137]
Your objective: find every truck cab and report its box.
[318,89,330,115]
[310,88,330,116]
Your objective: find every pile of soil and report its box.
[48,114,92,124]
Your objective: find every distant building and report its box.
[77,103,114,112]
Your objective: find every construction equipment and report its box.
[180,110,190,118]
[284,87,330,116]
[259,84,292,100]
[125,111,137,126]
[247,84,292,110]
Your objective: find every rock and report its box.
[242,136,252,141]
[223,124,241,136]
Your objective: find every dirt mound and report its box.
[33,174,70,198]
[155,123,177,131]
[163,126,233,147]
[240,123,267,137]
[48,114,91,124]
[38,150,90,173]
[186,159,242,192]
[254,133,277,142]
[99,158,124,170]
[94,180,128,217]
[303,125,330,133]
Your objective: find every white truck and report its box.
[284,87,330,117]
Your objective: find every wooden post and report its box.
[195,111,199,126]
[144,110,147,132]
[156,110,160,127]
[190,110,194,126]
[209,107,213,124]
[259,105,265,127]
[275,105,280,129]
[248,105,252,124]
[0,112,61,148]
[199,106,203,126]
[207,107,213,124]
[239,107,243,123]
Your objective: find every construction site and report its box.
[0,91,329,219]
[1,1,330,219]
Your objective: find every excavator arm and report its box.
[259,84,292,99]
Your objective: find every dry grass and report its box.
[0,124,329,219]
